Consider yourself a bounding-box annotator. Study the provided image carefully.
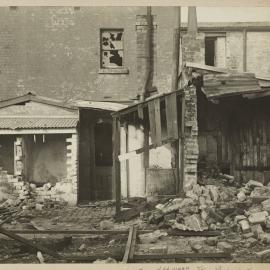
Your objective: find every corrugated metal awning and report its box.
[0,117,78,130]
[203,73,263,99]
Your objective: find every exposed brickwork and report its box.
[0,170,30,202]
[183,85,199,190]
[181,33,205,64]
[0,133,78,205]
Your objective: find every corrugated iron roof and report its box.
[203,73,263,99]
[0,118,78,130]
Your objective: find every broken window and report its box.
[101,29,124,68]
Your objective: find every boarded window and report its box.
[101,29,124,68]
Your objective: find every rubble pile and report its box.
[0,199,22,224]
[0,182,70,213]
[139,178,270,244]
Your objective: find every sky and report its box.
[181,7,270,22]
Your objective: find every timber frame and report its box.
[112,89,186,215]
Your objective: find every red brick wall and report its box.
[0,6,176,102]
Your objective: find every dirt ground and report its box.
[1,203,270,263]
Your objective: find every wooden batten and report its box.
[112,117,121,215]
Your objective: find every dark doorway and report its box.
[78,110,113,203]
[205,37,216,66]
[92,122,113,200]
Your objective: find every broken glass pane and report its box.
[101,30,123,50]
[101,30,124,68]
[102,50,123,68]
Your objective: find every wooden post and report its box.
[113,116,121,215]
[179,94,185,195]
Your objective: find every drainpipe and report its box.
[140,6,152,102]
[171,6,181,92]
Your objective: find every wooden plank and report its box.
[165,95,173,139]
[217,131,222,166]
[113,117,121,215]
[170,93,179,139]
[143,123,150,168]
[6,229,152,235]
[0,226,62,259]
[168,230,221,236]
[154,98,162,146]
[134,252,231,261]
[137,104,144,120]
[118,138,177,162]
[179,94,185,194]
[122,225,137,263]
[148,100,157,145]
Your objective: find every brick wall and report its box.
[246,32,270,77]
[181,33,205,64]
[183,85,199,190]
[180,32,202,190]
[215,37,226,68]
[0,6,176,102]
[225,32,244,71]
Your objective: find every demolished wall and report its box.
[0,134,78,207]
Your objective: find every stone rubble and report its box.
[137,176,270,251]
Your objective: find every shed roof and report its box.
[0,117,78,130]
[185,62,270,100]
[203,73,263,99]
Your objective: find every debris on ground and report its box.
[139,230,168,244]
[93,257,118,264]
[1,172,270,263]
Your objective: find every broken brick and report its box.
[238,219,250,233]
[251,224,264,238]
[259,233,270,244]
[207,185,219,202]
[204,237,218,246]
[184,214,208,231]
[243,232,255,239]
[246,180,264,189]
[245,237,258,247]
[248,211,268,225]
[237,191,246,202]
[266,216,270,229]
[261,198,270,212]
[149,246,168,254]
[139,230,167,244]
[234,215,247,223]
[217,242,234,252]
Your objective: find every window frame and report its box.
[99,28,129,74]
